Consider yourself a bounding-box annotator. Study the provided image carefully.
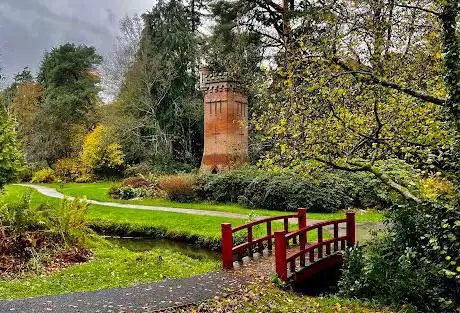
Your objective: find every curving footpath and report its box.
[17,184,383,238]
[16,184,324,223]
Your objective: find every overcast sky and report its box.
[0,0,154,82]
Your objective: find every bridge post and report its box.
[221,223,234,270]
[298,208,307,266]
[297,208,307,229]
[275,231,288,281]
[346,211,356,247]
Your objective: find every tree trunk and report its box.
[441,1,460,187]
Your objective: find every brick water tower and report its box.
[200,69,249,173]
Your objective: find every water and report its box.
[106,237,220,261]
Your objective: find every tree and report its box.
[112,0,204,167]
[11,82,44,162]
[206,1,264,83]
[0,106,22,190]
[102,15,144,100]
[32,43,102,165]
[0,67,34,113]
[254,0,459,202]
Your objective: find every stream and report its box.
[105,237,220,261]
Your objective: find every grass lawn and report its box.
[42,182,384,223]
[2,185,324,249]
[196,282,398,313]
[0,237,220,300]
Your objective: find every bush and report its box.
[198,167,259,203]
[55,158,85,182]
[158,174,197,202]
[31,168,56,183]
[420,176,455,200]
[238,173,351,212]
[339,200,460,312]
[124,162,153,177]
[108,176,165,200]
[121,176,152,188]
[75,173,96,183]
[0,194,91,274]
[118,186,143,200]
[80,125,125,178]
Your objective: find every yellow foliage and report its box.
[420,176,455,200]
[80,125,124,172]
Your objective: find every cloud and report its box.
[1,0,114,36]
[0,0,153,82]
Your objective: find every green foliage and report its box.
[48,198,89,249]
[206,1,263,84]
[31,168,56,184]
[118,187,143,200]
[0,107,22,190]
[111,0,204,166]
[0,194,91,275]
[339,200,460,312]
[31,43,102,164]
[197,168,392,212]
[0,193,46,235]
[198,167,259,203]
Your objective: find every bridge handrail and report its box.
[275,211,356,281]
[232,214,297,233]
[221,208,307,270]
[285,219,346,240]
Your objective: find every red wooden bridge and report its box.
[221,209,356,282]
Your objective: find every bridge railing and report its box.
[274,211,355,281]
[221,208,307,269]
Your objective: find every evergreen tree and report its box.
[115,0,204,167]
[0,105,22,190]
[32,43,102,165]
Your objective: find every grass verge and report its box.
[2,186,324,251]
[0,237,220,300]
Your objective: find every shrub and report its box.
[121,176,152,188]
[339,200,460,312]
[55,158,84,182]
[75,173,96,183]
[118,186,143,200]
[31,168,56,183]
[198,167,259,203]
[48,198,89,248]
[123,162,153,177]
[0,195,91,274]
[420,176,455,200]
[239,172,356,212]
[80,125,125,178]
[108,176,165,200]
[158,174,197,202]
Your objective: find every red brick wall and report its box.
[201,74,248,172]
